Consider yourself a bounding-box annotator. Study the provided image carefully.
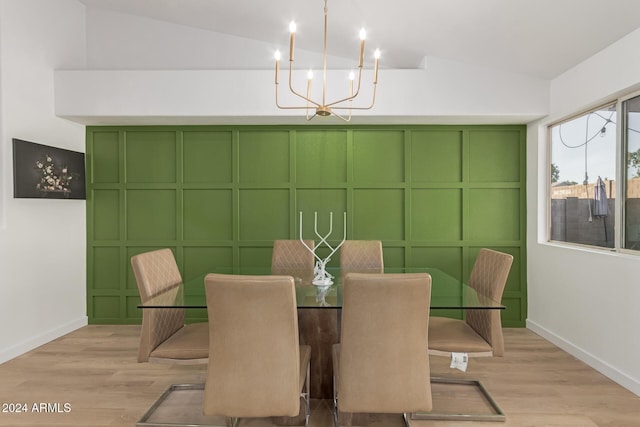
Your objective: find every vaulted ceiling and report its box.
[78,0,640,79]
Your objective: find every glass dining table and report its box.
[138,267,504,399]
[138,267,504,311]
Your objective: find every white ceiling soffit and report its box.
[77,0,640,79]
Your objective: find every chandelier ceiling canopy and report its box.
[274,0,380,122]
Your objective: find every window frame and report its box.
[546,98,626,252]
[618,89,640,255]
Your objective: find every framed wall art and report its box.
[12,138,86,199]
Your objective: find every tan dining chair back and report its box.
[203,274,311,425]
[333,273,432,426]
[339,240,384,274]
[465,247,514,356]
[131,248,208,363]
[272,239,315,282]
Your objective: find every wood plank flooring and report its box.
[0,326,638,426]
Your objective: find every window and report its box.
[549,103,616,248]
[549,92,640,253]
[623,94,640,250]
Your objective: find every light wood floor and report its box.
[0,326,638,426]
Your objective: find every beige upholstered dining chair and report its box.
[339,240,384,274]
[271,239,315,283]
[333,273,432,427]
[414,248,513,422]
[131,248,208,364]
[203,274,311,427]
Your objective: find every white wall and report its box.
[0,0,87,363]
[54,63,549,126]
[527,27,640,396]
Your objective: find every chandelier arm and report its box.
[331,83,377,111]
[325,66,365,108]
[287,61,321,107]
[276,64,302,110]
[275,82,286,109]
[327,48,378,108]
[276,82,319,110]
[276,59,321,110]
[330,110,352,122]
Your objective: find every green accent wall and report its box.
[86,125,527,326]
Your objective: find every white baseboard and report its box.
[527,319,640,397]
[0,317,88,364]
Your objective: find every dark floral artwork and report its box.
[13,139,86,199]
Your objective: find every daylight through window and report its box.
[549,103,616,248]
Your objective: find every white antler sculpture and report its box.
[299,211,346,286]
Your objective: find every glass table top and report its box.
[138,267,505,310]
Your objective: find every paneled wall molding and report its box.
[86,125,527,326]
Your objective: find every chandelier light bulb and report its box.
[349,71,355,81]
[307,69,314,80]
[374,49,381,59]
[289,21,297,33]
[274,50,281,61]
[359,28,367,41]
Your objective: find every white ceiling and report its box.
[77,0,640,80]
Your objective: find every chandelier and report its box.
[274,0,380,122]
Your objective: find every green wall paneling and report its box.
[90,131,120,183]
[182,131,233,183]
[125,296,143,321]
[238,131,290,183]
[410,246,463,279]
[468,130,521,182]
[352,130,405,183]
[92,296,121,322]
[468,189,520,241]
[296,189,347,247]
[296,130,348,184]
[93,190,120,240]
[410,130,463,182]
[86,125,527,327]
[92,247,120,290]
[411,189,462,241]
[125,131,177,183]
[381,246,405,268]
[183,246,234,281]
[352,189,404,240]
[183,189,233,240]
[127,190,177,240]
[239,189,290,240]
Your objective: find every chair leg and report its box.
[402,413,410,427]
[410,376,506,422]
[332,374,339,427]
[137,383,231,427]
[303,363,311,427]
